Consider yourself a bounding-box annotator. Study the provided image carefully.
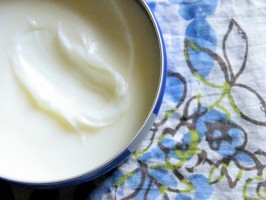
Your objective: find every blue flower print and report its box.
[146,1,156,13]
[165,72,186,104]
[179,0,218,20]
[139,146,166,163]
[180,0,218,77]
[196,108,227,140]
[196,108,247,157]
[206,124,246,157]
[176,194,192,200]
[189,174,213,200]
[186,18,217,46]
[176,174,213,200]
[185,18,217,77]
[158,130,197,161]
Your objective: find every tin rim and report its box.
[1,0,166,188]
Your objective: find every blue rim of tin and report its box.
[0,0,167,189]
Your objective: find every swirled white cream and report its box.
[12,24,128,129]
[0,0,160,183]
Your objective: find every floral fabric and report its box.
[89,0,266,199]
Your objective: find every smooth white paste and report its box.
[0,0,160,183]
[12,24,128,129]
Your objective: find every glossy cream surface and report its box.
[0,0,160,182]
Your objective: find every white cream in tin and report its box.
[12,20,129,129]
[0,0,160,182]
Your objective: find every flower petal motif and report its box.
[234,152,257,169]
[231,84,266,126]
[165,73,186,104]
[228,128,245,147]
[223,19,248,82]
[218,141,236,157]
[139,147,166,163]
[161,137,177,149]
[146,1,156,13]
[133,180,161,200]
[179,0,218,20]
[185,19,217,78]
[148,168,178,188]
[180,0,218,78]
[196,108,247,157]
[176,194,192,200]
[189,174,213,200]
[196,108,227,140]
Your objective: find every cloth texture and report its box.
[3,0,266,199]
[89,0,266,199]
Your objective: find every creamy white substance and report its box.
[12,23,128,129]
[0,0,160,183]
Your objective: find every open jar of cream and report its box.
[0,0,166,188]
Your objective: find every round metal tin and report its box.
[2,0,167,189]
